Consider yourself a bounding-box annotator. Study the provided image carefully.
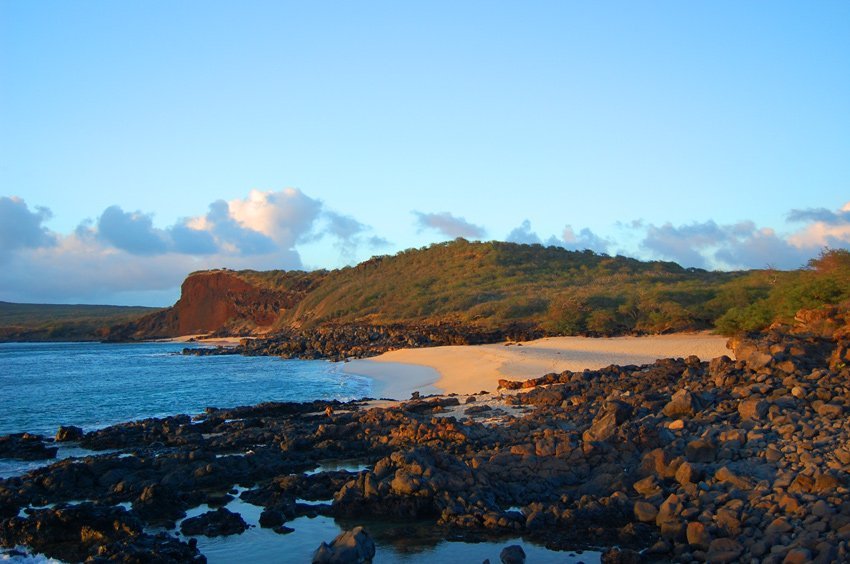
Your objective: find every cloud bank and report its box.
[0,189,385,305]
[505,220,611,254]
[503,202,850,271]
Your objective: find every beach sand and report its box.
[343,333,733,399]
[161,335,247,347]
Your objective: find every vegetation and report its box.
[8,242,849,341]
[270,241,850,336]
[715,248,850,334]
[0,302,161,341]
[263,239,765,335]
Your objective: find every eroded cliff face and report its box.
[175,271,260,335]
[105,270,317,340]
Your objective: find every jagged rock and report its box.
[583,401,633,442]
[0,503,203,562]
[55,425,84,442]
[312,526,375,563]
[662,389,697,418]
[738,398,768,420]
[0,433,57,460]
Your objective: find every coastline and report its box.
[157,334,246,347]
[343,333,733,398]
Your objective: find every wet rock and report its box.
[312,525,375,563]
[133,484,186,525]
[500,544,526,564]
[180,507,248,537]
[0,503,202,562]
[55,425,84,442]
[0,433,57,460]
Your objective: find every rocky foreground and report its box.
[2,325,850,562]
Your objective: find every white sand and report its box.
[343,333,732,399]
[161,335,247,347]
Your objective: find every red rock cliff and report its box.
[106,269,320,340]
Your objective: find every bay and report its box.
[0,342,370,437]
[0,342,600,563]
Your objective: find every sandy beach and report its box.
[344,333,733,399]
[160,335,247,347]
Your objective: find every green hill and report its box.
[260,240,850,336]
[14,240,850,342]
[0,302,161,341]
[275,240,746,334]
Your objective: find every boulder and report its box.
[312,526,376,564]
[55,425,84,442]
[706,538,743,563]
[500,545,526,564]
[179,507,247,537]
[583,401,632,442]
[738,398,768,420]
[633,501,658,523]
[0,433,57,460]
[662,389,697,418]
[686,521,710,550]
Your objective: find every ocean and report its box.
[0,342,599,563]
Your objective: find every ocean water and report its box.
[0,342,600,563]
[0,342,370,437]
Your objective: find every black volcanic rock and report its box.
[180,507,248,537]
[0,433,57,460]
[3,325,850,562]
[0,503,203,562]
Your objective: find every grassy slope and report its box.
[0,302,162,341]
[271,239,771,335]
[8,242,847,341]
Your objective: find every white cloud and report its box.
[505,220,610,254]
[635,203,850,270]
[506,220,542,244]
[561,225,610,254]
[0,196,56,258]
[97,206,169,255]
[0,188,384,304]
[787,201,850,250]
[413,211,486,239]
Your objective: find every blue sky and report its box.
[2,1,849,305]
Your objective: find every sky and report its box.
[1,1,849,306]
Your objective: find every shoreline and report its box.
[156,334,246,347]
[343,333,732,399]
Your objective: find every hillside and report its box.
[108,239,850,342]
[0,302,161,342]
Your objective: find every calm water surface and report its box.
[0,342,370,436]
